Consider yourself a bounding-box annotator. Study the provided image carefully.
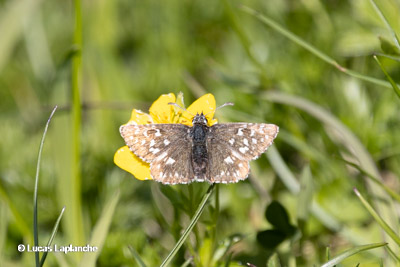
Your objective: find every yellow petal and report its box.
[149,93,176,123]
[179,93,217,126]
[129,109,154,125]
[114,146,152,181]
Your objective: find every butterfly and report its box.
[119,103,279,184]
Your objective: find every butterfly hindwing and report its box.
[207,137,250,183]
[150,135,194,184]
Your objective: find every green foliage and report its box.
[1,0,400,266]
[256,201,297,250]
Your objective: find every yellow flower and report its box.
[114,93,217,180]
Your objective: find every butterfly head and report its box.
[192,113,208,125]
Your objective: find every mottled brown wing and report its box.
[207,123,279,183]
[120,123,194,184]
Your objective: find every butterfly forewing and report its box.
[120,123,188,162]
[120,123,194,184]
[207,123,279,183]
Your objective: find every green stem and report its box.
[210,184,220,265]
[70,0,84,256]
[160,184,215,267]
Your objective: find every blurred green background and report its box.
[1,0,400,266]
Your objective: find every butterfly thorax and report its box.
[192,112,208,125]
[190,114,210,180]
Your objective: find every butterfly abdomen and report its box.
[190,122,209,181]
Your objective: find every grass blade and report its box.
[320,242,387,267]
[39,206,66,266]
[374,53,400,62]
[0,0,41,72]
[267,253,281,267]
[160,184,215,267]
[386,245,400,262]
[0,202,7,264]
[297,165,313,223]
[34,106,57,266]
[374,55,400,99]
[0,182,33,243]
[128,245,148,267]
[266,146,300,194]
[354,188,400,246]
[180,257,193,267]
[369,0,400,51]
[78,190,120,267]
[239,5,336,66]
[222,0,268,83]
[337,157,400,202]
[240,5,398,89]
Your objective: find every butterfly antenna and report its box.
[168,102,195,117]
[204,102,234,117]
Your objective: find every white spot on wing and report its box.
[243,138,249,146]
[155,129,161,137]
[164,139,170,146]
[237,128,244,136]
[231,150,243,160]
[229,138,235,145]
[150,140,155,147]
[252,138,257,144]
[239,147,249,153]
[250,130,255,136]
[158,152,168,159]
[166,158,175,165]
[149,148,160,154]
[224,156,234,164]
